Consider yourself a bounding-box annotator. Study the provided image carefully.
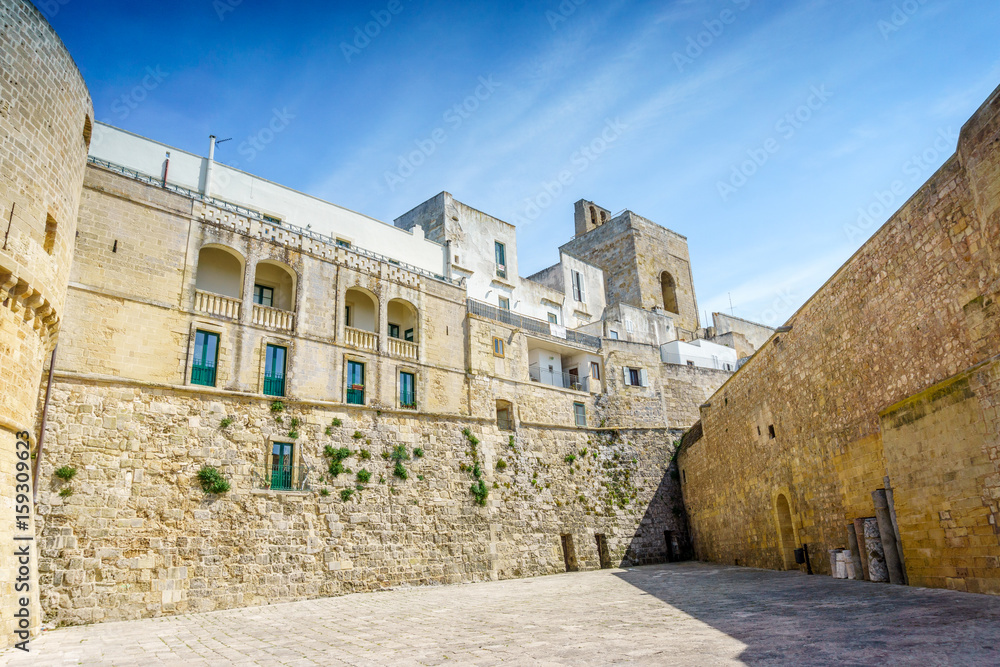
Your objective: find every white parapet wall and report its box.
[661,339,738,371]
[88,123,447,276]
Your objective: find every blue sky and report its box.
[42,0,1000,326]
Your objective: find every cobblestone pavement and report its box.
[5,562,1000,666]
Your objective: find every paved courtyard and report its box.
[4,562,1000,666]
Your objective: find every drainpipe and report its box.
[204,135,217,197]
[32,346,57,503]
[443,240,452,279]
[162,151,170,187]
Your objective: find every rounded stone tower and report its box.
[0,0,92,649]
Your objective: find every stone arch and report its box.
[387,298,418,342]
[195,244,245,299]
[253,260,296,311]
[775,493,797,570]
[660,271,679,314]
[345,286,378,332]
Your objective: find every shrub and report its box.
[393,461,408,480]
[356,469,371,484]
[352,431,364,440]
[289,417,300,429]
[320,488,330,497]
[328,460,345,478]
[413,447,424,458]
[220,417,233,428]
[59,487,73,498]
[54,466,77,481]
[390,445,409,462]
[495,459,507,471]
[270,401,284,413]
[196,466,230,494]
[332,418,342,427]
[340,488,354,502]
[564,454,576,464]
[359,449,371,460]
[325,426,332,436]
[275,415,284,424]
[287,430,299,439]
[470,479,488,506]
[508,435,515,449]
[472,462,483,479]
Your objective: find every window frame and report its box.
[191,329,220,387]
[263,343,287,397]
[388,323,400,339]
[493,337,505,358]
[573,402,586,427]
[346,359,366,405]
[399,370,416,409]
[495,241,507,278]
[571,270,586,302]
[498,296,510,311]
[547,312,558,324]
[590,362,601,381]
[608,330,619,340]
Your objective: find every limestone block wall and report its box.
[33,379,686,627]
[0,0,92,649]
[678,84,1000,585]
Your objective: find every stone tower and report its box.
[563,200,700,335]
[0,0,92,649]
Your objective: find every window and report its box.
[263,344,286,396]
[191,330,219,386]
[404,328,414,342]
[262,214,282,225]
[253,284,274,307]
[497,402,513,431]
[590,362,600,380]
[768,424,776,439]
[347,360,365,405]
[498,296,510,311]
[547,313,558,324]
[571,271,586,301]
[686,360,695,367]
[573,402,586,427]
[344,304,352,327]
[495,241,507,278]
[389,323,400,339]
[624,367,647,387]
[270,442,295,490]
[624,319,634,334]
[609,330,619,340]
[661,272,679,314]
[493,337,505,357]
[399,371,415,408]
[336,238,351,248]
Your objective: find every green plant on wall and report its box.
[353,430,364,440]
[196,466,231,494]
[356,469,371,484]
[340,488,354,502]
[461,429,488,506]
[54,466,77,481]
[495,458,507,471]
[59,487,73,498]
[332,417,342,427]
[270,400,284,413]
[220,417,233,429]
[325,446,352,478]
[413,447,424,458]
[390,445,410,480]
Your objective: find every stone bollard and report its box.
[829,549,840,577]
[838,550,854,580]
[864,517,889,582]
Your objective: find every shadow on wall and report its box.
[613,562,1000,665]
[620,459,691,567]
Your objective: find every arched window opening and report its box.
[661,271,679,314]
[345,287,378,333]
[253,261,296,311]
[195,246,244,299]
[387,298,418,342]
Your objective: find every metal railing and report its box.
[346,387,365,405]
[252,464,311,491]
[88,156,456,286]
[661,352,736,372]
[191,364,216,387]
[399,391,416,409]
[466,299,601,349]
[529,363,590,392]
[263,375,285,397]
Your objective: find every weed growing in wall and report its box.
[59,487,73,498]
[196,466,231,494]
[54,466,77,481]
[390,445,410,480]
[270,401,284,413]
[356,469,371,484]
[325,446,352,478]
[462,429,489,506]
[340,488,354,502]
[359,449,371,460]
[220,417,233,429]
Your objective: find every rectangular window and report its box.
[497,405,513,431]
[609,330,619,340]
[571,270,586,301]
[336,238,351,248]
[768,424,776,439]
[495,241,507,278]
[590,362,600,380]
[399,371,415,408]
[624,367,646,387]
[262,214,282,225]
[624,319,634,333]
[253,284,274,307]
[270,442,294,491]
[263,344,286,396]
[388,323,400,339]
[498,296,510,311]
[191,330,219,387]
[574,402,586,427]
[547,312,558,324]
[404,328,414,342]
[347,360,365,405]
[493,337,505,358]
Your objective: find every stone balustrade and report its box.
[194,289,242,320]
[345,326,378,351]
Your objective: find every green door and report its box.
[191,330,219,386]
[271,442,294,490]
[347,360,365,405]
[263,344,286,396]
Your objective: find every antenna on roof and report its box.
[215,138,233,146]
[728,293,735,316]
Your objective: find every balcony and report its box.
[191,363,217,387]
[467,299,600,349]
[388,337,418,360]
[252,303,295,332]
[252,464,311,492]
[529,363,590,392]
[194,289,241,320]
[345,326,378,352]
[346,386,365,405]
[263,375,285,397]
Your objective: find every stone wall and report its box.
[677,83,1000,589]
[34,377,686,626]
[0,0,92,650]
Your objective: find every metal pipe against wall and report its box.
[873,489,906,584]
[32,345,57,503]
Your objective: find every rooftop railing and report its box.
[88,156,456,286]
[662,351,736,372]
[466,299,601,349]
[529,363,590,392]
